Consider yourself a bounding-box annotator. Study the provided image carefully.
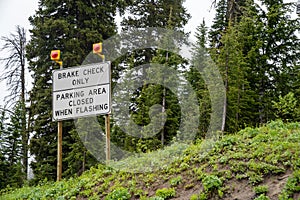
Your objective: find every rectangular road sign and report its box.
[53,62,110,91]
[52,62,111,121]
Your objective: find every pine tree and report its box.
[238,0,300,124]
[26,0,119,182]
[0,25,28,177]
[0,102,27,188]
[147,31,184,147]
[187,19,212,138]
[209,0,300,130]
[209,0,247,50]
[217,23,253,132]
[114,0,190,152]
[209,0,228,49]
[0,109,8,189]
[120,0,190,74]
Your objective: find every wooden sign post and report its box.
[93,42,111,162]
[50,50,63,181]
[51,44,111,181]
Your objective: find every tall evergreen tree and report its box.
[121,0,190,30]
[0,25,28,176]
[147,25,184,147]
[113,1,191,152]
[209,0,299,130]
[26,0,119,182]
[209,0,228,49]
[217,23,253,132]
[238,0,300,124]
[187,19,212,138]
[120,0,190,66]
[0,102,27,188]
[0,109,8,189]
[209,0,246,50]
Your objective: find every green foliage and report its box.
[202,175,222,191]
[105,187,131,200]
[190,194,199,200]
[218,22,251,132]
[169,176,182,186]
[254,185,269,195]
[1,0,300,196]
[155,188,176,199]
[279,169,300,199]
[209,0,228,49]
[148,197,164,200]
[26,0,119,182]
[188,19,211,139]
[272,92,299,121]
[254,194,270,200]
[198,193,208,200]
[0,102,27,189]
[113,0,191,153]
[2,121,300,199]
[201,175,223,199]
[121,0,190,30]
[184,183,195,190]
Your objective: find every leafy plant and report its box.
[148,196,165,200]
[169,176,182,186]
[155,188,176,199]
[272,92,299,121]
[247,171,263,185]
[202,175,222,191]
[184,183,195,190]
[105,187,131,200]
[254,185,268,195]
[254,194,270,200]
[279,169,300,199]
[179,162,190,171]
[190,194,199,200]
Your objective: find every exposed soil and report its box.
[162,170,295,200]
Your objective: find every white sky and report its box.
[0,0,39,107]
[0,0,298,108]
[0,0,215,107]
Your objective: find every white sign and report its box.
[52,62,110,121]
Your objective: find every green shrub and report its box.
[184,183,195,190]
[279,169,300,199]
[105,187,131,200]
[254,194,270,200]
[190,194,198,200]
[198,193,207,200]
[179,162,190,171]
[155,188,176,199]
[254,185,268,195]
[169,176,182,186]
[148,197,164,200]
[202,175,222,191]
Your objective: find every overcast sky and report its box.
[0,0,216,107]
[0,0,298,106]
[0,0,215,39]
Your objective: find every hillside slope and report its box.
[1,120,300,200]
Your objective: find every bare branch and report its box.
[0,25,27,107]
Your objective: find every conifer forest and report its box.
[0,0,300,199]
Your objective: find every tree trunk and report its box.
[20,28,28,177]
[221,50,229,133]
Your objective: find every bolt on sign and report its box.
[52,62,111,121]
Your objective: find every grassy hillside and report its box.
[1,120,300,200]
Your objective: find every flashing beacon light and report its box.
[93,43,102,54]
[93,42,105,61]
[50,50,61,61]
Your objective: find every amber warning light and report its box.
[51,50,61,61]
[93,43,102,54]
